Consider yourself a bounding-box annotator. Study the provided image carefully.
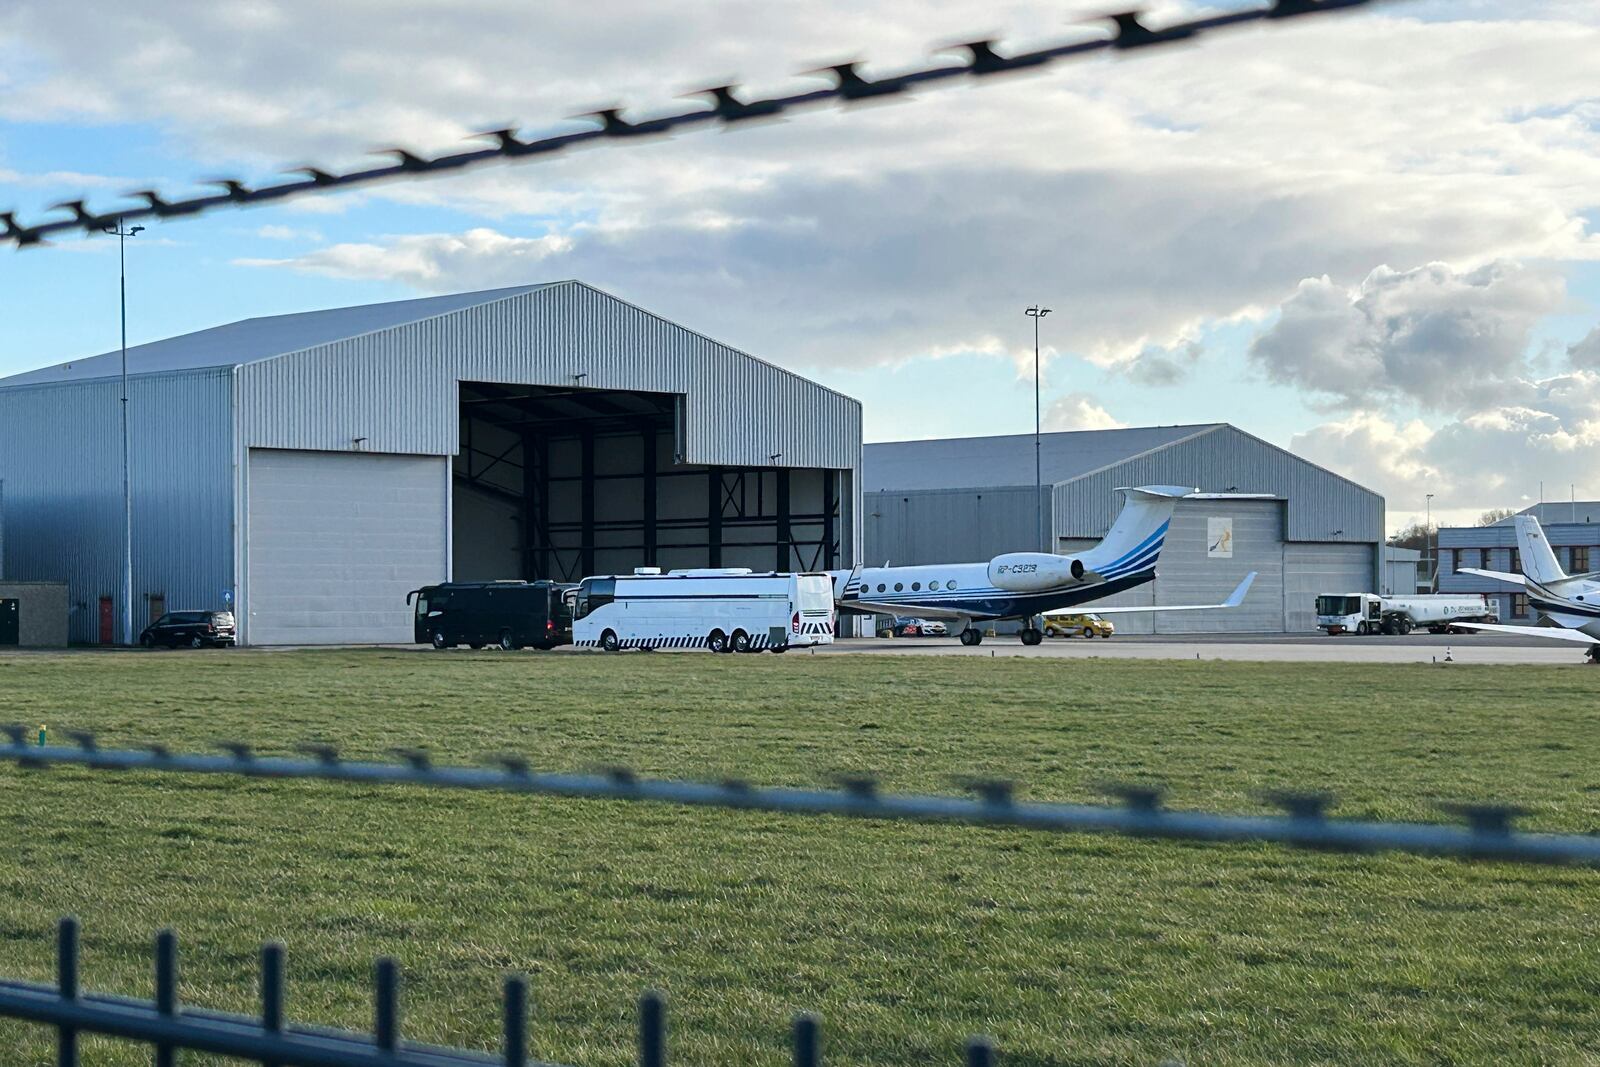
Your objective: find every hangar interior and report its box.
[453,382,842,582]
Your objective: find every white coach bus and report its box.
[570,568,836,653]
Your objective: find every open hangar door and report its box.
[454,382,845,584]
[245,448,449,645]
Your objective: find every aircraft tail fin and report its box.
[1515,515,1568,586]
[1080,485,1193,580]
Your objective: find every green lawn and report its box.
[1,649,1598,1065]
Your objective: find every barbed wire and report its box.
[1,0,1384,249]
[2,728,1594,868]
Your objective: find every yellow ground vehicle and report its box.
[1043,613,1114,638]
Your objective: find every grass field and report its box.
[1,649,1599,1065]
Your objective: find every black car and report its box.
[139,610,236,648]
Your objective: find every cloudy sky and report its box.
[3,0,1598,531]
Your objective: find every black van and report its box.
[407,581,573,650]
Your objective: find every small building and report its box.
[1381,545,1424,596]
[0,283,862,645]
[0,582,69,648]
[864,425,1385,633]
[1437,502,1600,624]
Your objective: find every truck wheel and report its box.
[731,630,751,653]
[500,630,519,651]
[1355,622,1368,635]
[707,629,728,653]
[1398,617,1414,636]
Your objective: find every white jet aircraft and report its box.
[1453,514,1600,663]
[831,484,1256,646]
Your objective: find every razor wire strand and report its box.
[0,729,1594,868]
[1,0,1382,248]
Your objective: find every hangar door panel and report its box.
[247,449,448,644]
[1283,543,1373,633]
[1146,499,1284,634]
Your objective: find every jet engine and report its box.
[987,552,1090,592]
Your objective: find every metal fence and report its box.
[5,917,981,1067]
[4,729,1598,868]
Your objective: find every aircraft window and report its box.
[894,582,903,592]
[911,582,921,591]
[928,580,940,591]
[876,583,886,593]
[948,579,957,590]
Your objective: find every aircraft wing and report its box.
[843,599,1000,621]
[1452,622,1596,644]
[1458,567,1525,586]
[1046,572,1257,616]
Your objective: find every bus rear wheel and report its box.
[600,630,620,652]
[707,629,728,653]
[732,630,751,653]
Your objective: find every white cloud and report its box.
[1250,260,1566,413]
[254,224,323,242]
[1569,326,1600,368]
[236,228,573,285]
[1292,372,1600,523]
[7,1,1600,378]
[1043,392,1125,431]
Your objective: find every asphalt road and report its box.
[817,631,1595,664]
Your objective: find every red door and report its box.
[98,596,114,645]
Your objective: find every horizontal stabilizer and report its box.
[1046,572,1257,617]
[1458,567,1525,587]
[1452,622,1598,645]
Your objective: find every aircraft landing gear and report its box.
[1020,627,1043,646]
[960,628,983,647]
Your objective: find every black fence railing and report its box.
[6,917,976,1067]
[4,730,1599,868]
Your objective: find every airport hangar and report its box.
[0,282,862,646]
[863,426,1386,633]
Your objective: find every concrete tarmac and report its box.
[818,632,1593,665]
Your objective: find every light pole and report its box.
[1425,492,1434,592]
[104,217,143,644]
[1025,305,1052,553]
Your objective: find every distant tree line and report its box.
[1386,508,1518,549]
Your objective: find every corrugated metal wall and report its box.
[1284,542,1375,631]
[0,369,234,643]
[1065,500,1286,634]
[1053,425,1383,547]
[236,282,861,472]
[863,486,1050,566]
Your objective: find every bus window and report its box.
[574,578,615,620]
[414,594,428,622]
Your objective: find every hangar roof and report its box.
[863,425,1222,492]
[1,284,556,387]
